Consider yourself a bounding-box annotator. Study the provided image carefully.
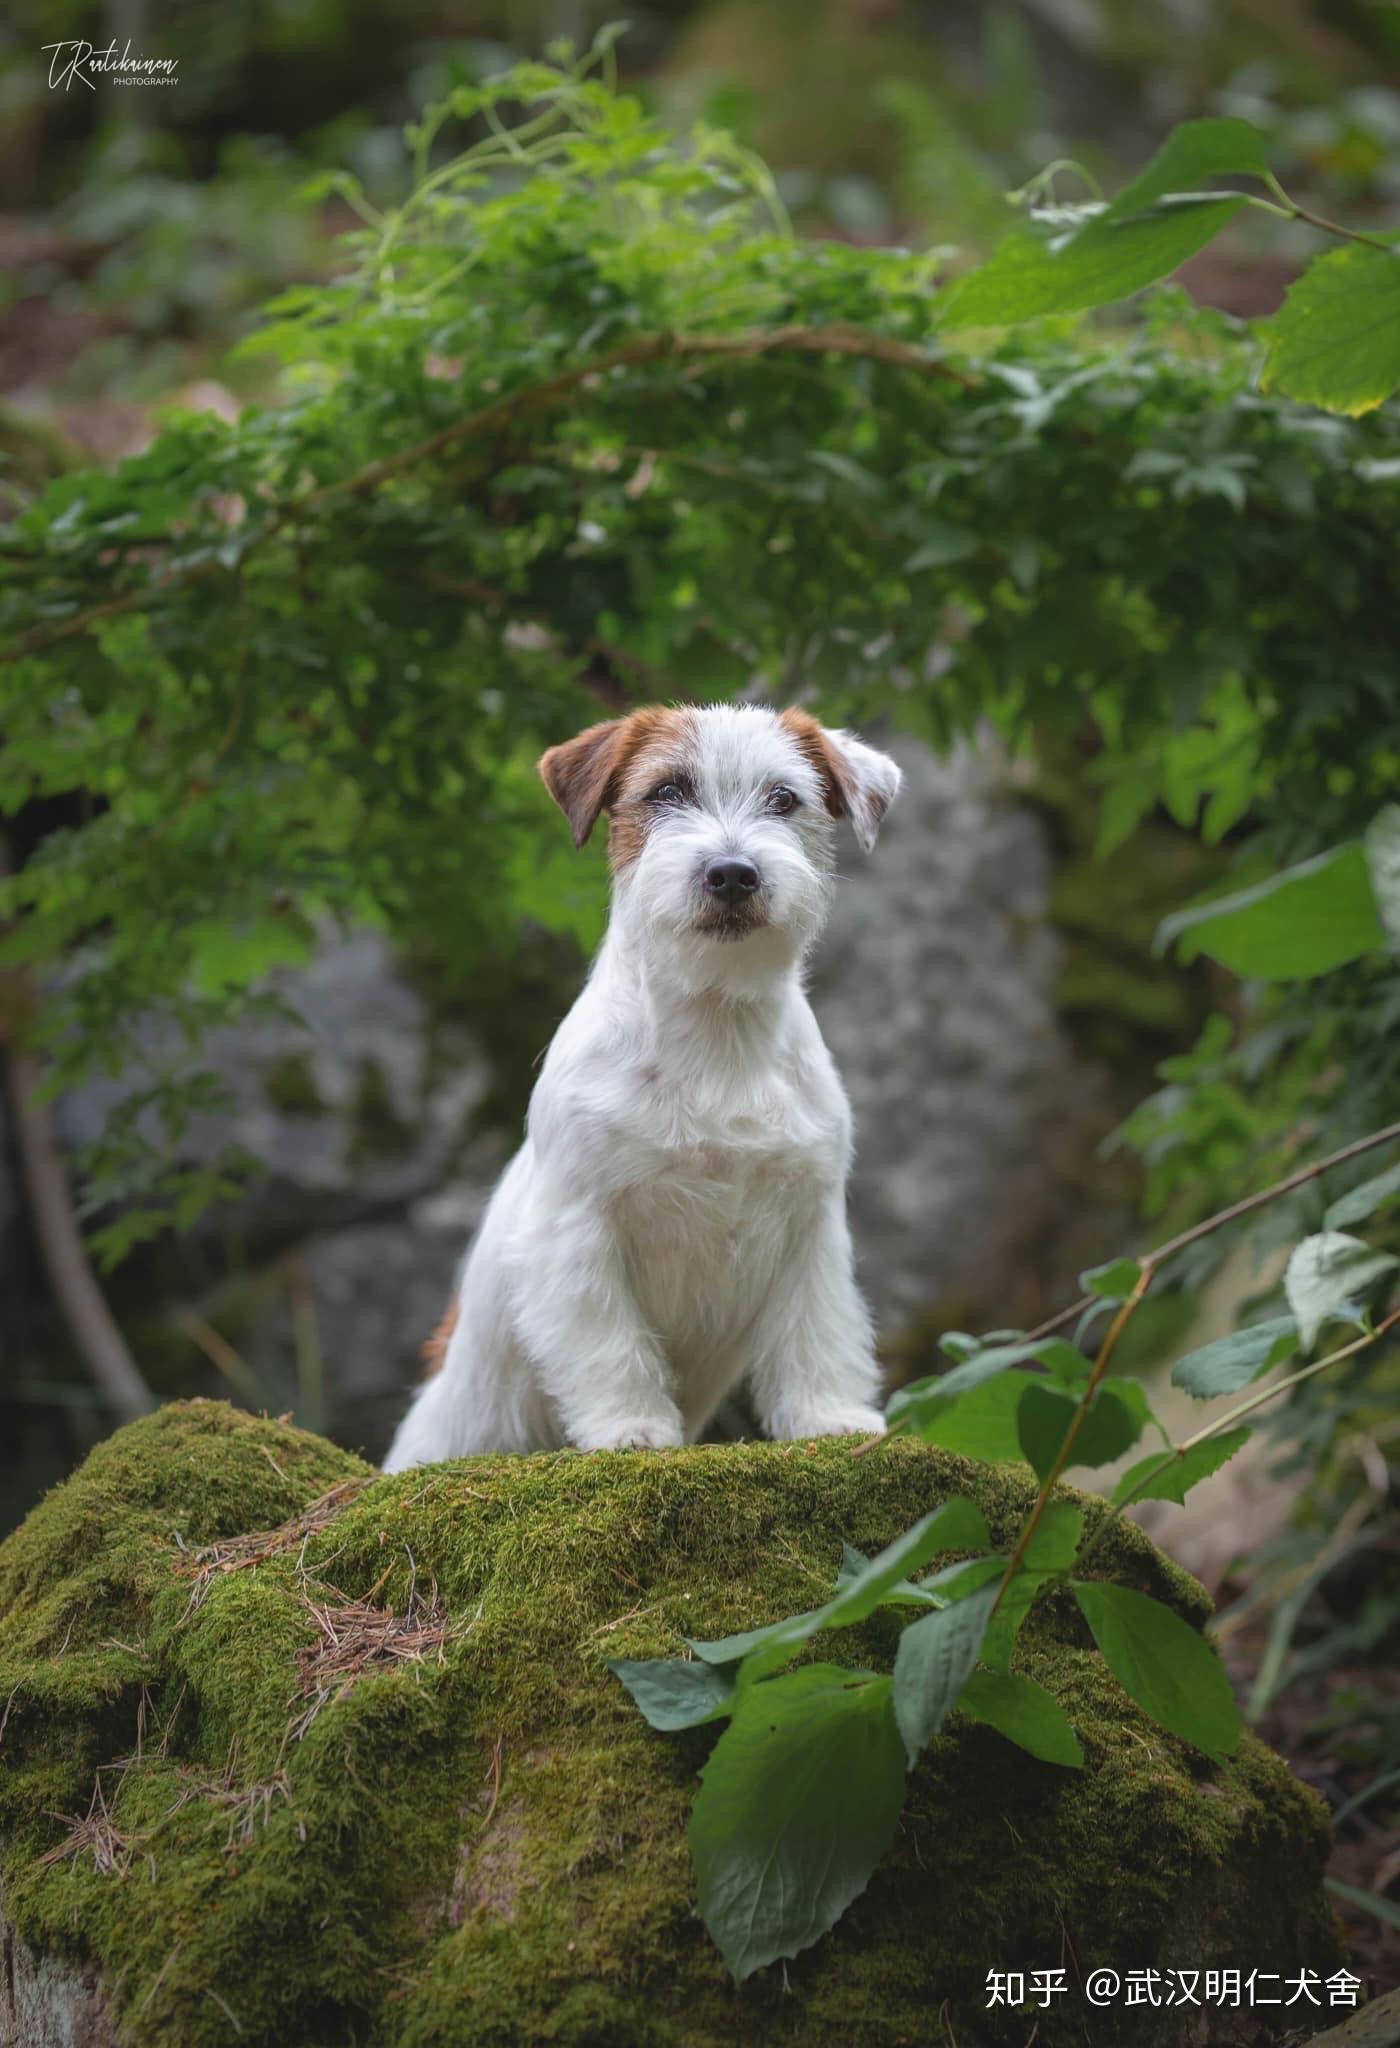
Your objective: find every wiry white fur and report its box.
[383,704,902,1468]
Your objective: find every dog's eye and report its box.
[768,785,799,816]
[648,779,687,805]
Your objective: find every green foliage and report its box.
[942,113,1400,415]
[689,1664,907,1981]
[3,46,1399,1256]
[1071,1582,1241,1762]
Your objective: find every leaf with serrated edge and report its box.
[1171,1315,1297,1397]
[1111,1428,1252,1508]
[960,1669,1084,1766]
[1285,1232,1400,1353]
[689,1665,906,1980]
[892,1584,1000,1763]
[607,1657,737,1731]
[1073,1581,1240,1758]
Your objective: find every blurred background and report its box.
[2,0,1399,1974]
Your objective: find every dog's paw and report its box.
[773,1405,887,1441]
[576,1418,685,1452]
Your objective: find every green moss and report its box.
[0,1406,1339,2048]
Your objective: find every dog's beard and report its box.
[689,897,767,942]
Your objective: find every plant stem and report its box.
[1022,1120,1400,1345]
[1076,1309,1400,1570]
[989,1266,1152,1616]
[1252,176,1396,254]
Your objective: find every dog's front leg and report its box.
[746,1196,887,1442]
[517,1209,683,1452]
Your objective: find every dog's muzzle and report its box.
[695,857,765,937]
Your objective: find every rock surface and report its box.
[0,1403,1343,2048]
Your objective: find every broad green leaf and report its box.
[606,1656,736,1731]
[1080,1256,1143,1302]
[942,195,1244,326]
[1016,1381,1145,1481]
[1284,1232,1400,1353]
[1111,1428,1252,1508]
[887,1337,1088,1436]
[1171,1315,1297,1397]
[895,1368,1044,1461]
[982,1509,1079,1673]
[689,1665,906,1980]
[960,1669,1084,1767]
[1325,1161,1400,1231]
[1263,243,1400,417]
[1097,117,1273,221]
[1157,841,1385,979]
[892,1584,1000,1764]
[687,1496,991,1678]
[1365,805,1400,945]
[1072,1582,1241,1758]
[833,1546,1004,1610]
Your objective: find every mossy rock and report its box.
[0,1404,1340,2047]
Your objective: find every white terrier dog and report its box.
[383,703,901,1469]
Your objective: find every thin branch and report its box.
[989,1266,1152,1616]
[1076,1308,1399,1571]
[1252,177,1395,254]
[1023,1119,1400,1344]
[2,324,974,667]
[0,845,154,1420]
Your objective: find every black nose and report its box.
[704,858,760,904]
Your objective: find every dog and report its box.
[382,703,901,1469]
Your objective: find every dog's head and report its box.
[538,705,900,986]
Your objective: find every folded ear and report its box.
[781,711,902,853]
[537,718,631,848]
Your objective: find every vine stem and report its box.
[1,324,974,668]
[1075,1308,1400,1572]
[1249,176,1396,255]
[1020,1119,1400,1346]
[988,1265,1153,1616]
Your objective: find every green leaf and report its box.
[1096,117,1273,221]
[1365,804,1400,945]
[981,1500,1084,1671]
[689,1665,906,1980]
[887,1336,1088,1436]
[1072,1582,1241,1758]
[1284,1232,1400,1353]
[1156,841,1386,979]
[1016,1381,1145,1481]
[1080,1256,1143,1302]
[893,1368,1044,1461]
[1263,243,1400,417]
[892,1585,1000,1764]
[960,1669,1084,1767]
[1171,1315,1297,1397]
[943,196,1245,326]
[906,523,979,569]
[606,1657,736,1731]
[1325,1877,1400,1933]
[833,1546,1003,1610]
[1325,1161,1400,1231]
[687,1496,991,1679]
[1111,1428,1252,1508]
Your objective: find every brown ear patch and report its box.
[538,707,693,857]
[779,708,852,824]
[420,1296,459,1381]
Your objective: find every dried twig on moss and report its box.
[286,1586,450,1744]
[177,1477,370,1617]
